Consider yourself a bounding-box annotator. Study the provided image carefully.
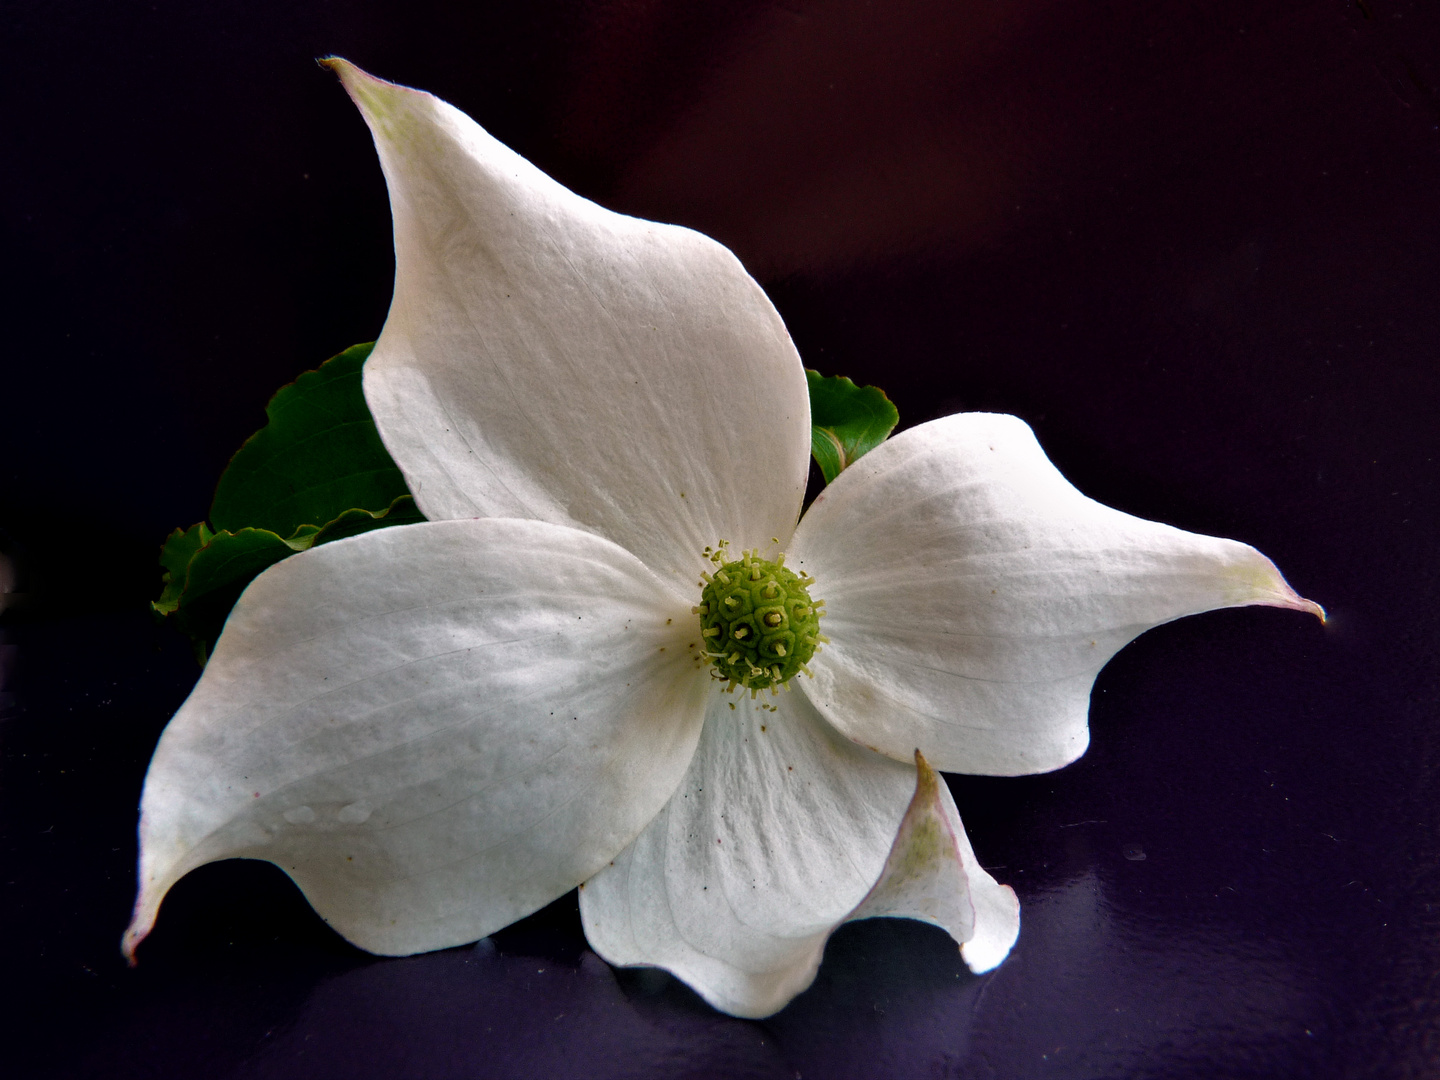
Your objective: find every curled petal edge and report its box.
[848,750,1020,975]
[583,741,1018,1018]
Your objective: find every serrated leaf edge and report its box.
[152,493,420,664]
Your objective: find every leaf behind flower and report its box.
[806,370,899,484]
[210,342,412,537]
[153,344,421,663]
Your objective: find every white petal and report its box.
[123,518,707,962]
[791,413,1323,775]
[579,689,922,1018]
[850,751,1019,974]
[325,59,811,593]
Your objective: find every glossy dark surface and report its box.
[3,2,1438,1077]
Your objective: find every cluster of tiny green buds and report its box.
[693,541,828,697]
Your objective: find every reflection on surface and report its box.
[222,869,1324,1079]
[968,870,1325,1078]
[236,942,794,1080]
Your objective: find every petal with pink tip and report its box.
[791,412,1323,775]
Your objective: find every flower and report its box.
[122,60,1323,1019]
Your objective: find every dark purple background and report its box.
[2,2,1437,1077]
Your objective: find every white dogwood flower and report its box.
[123,61,1322,1018]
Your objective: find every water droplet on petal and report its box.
[338,801,372,825]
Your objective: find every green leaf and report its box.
[153,523,213,616]
[295,494,426,547]
[152,495,423,665]
[155,343,423,664]
[152,527,296,664]
[806,369,900,484]
[210,342,413,536]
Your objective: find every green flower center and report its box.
[693,544,826,696]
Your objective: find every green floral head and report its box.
[695,545,824,693]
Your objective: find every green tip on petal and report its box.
[1234,550,1326,623]
[319,57,420,142]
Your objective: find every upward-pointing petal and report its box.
[324,59,811,592]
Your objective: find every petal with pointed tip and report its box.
[850,751,1019,974]
[791,413,1323,775]
[124,518,706,962]
[323,59,810,594]
[581,690,923,1018]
